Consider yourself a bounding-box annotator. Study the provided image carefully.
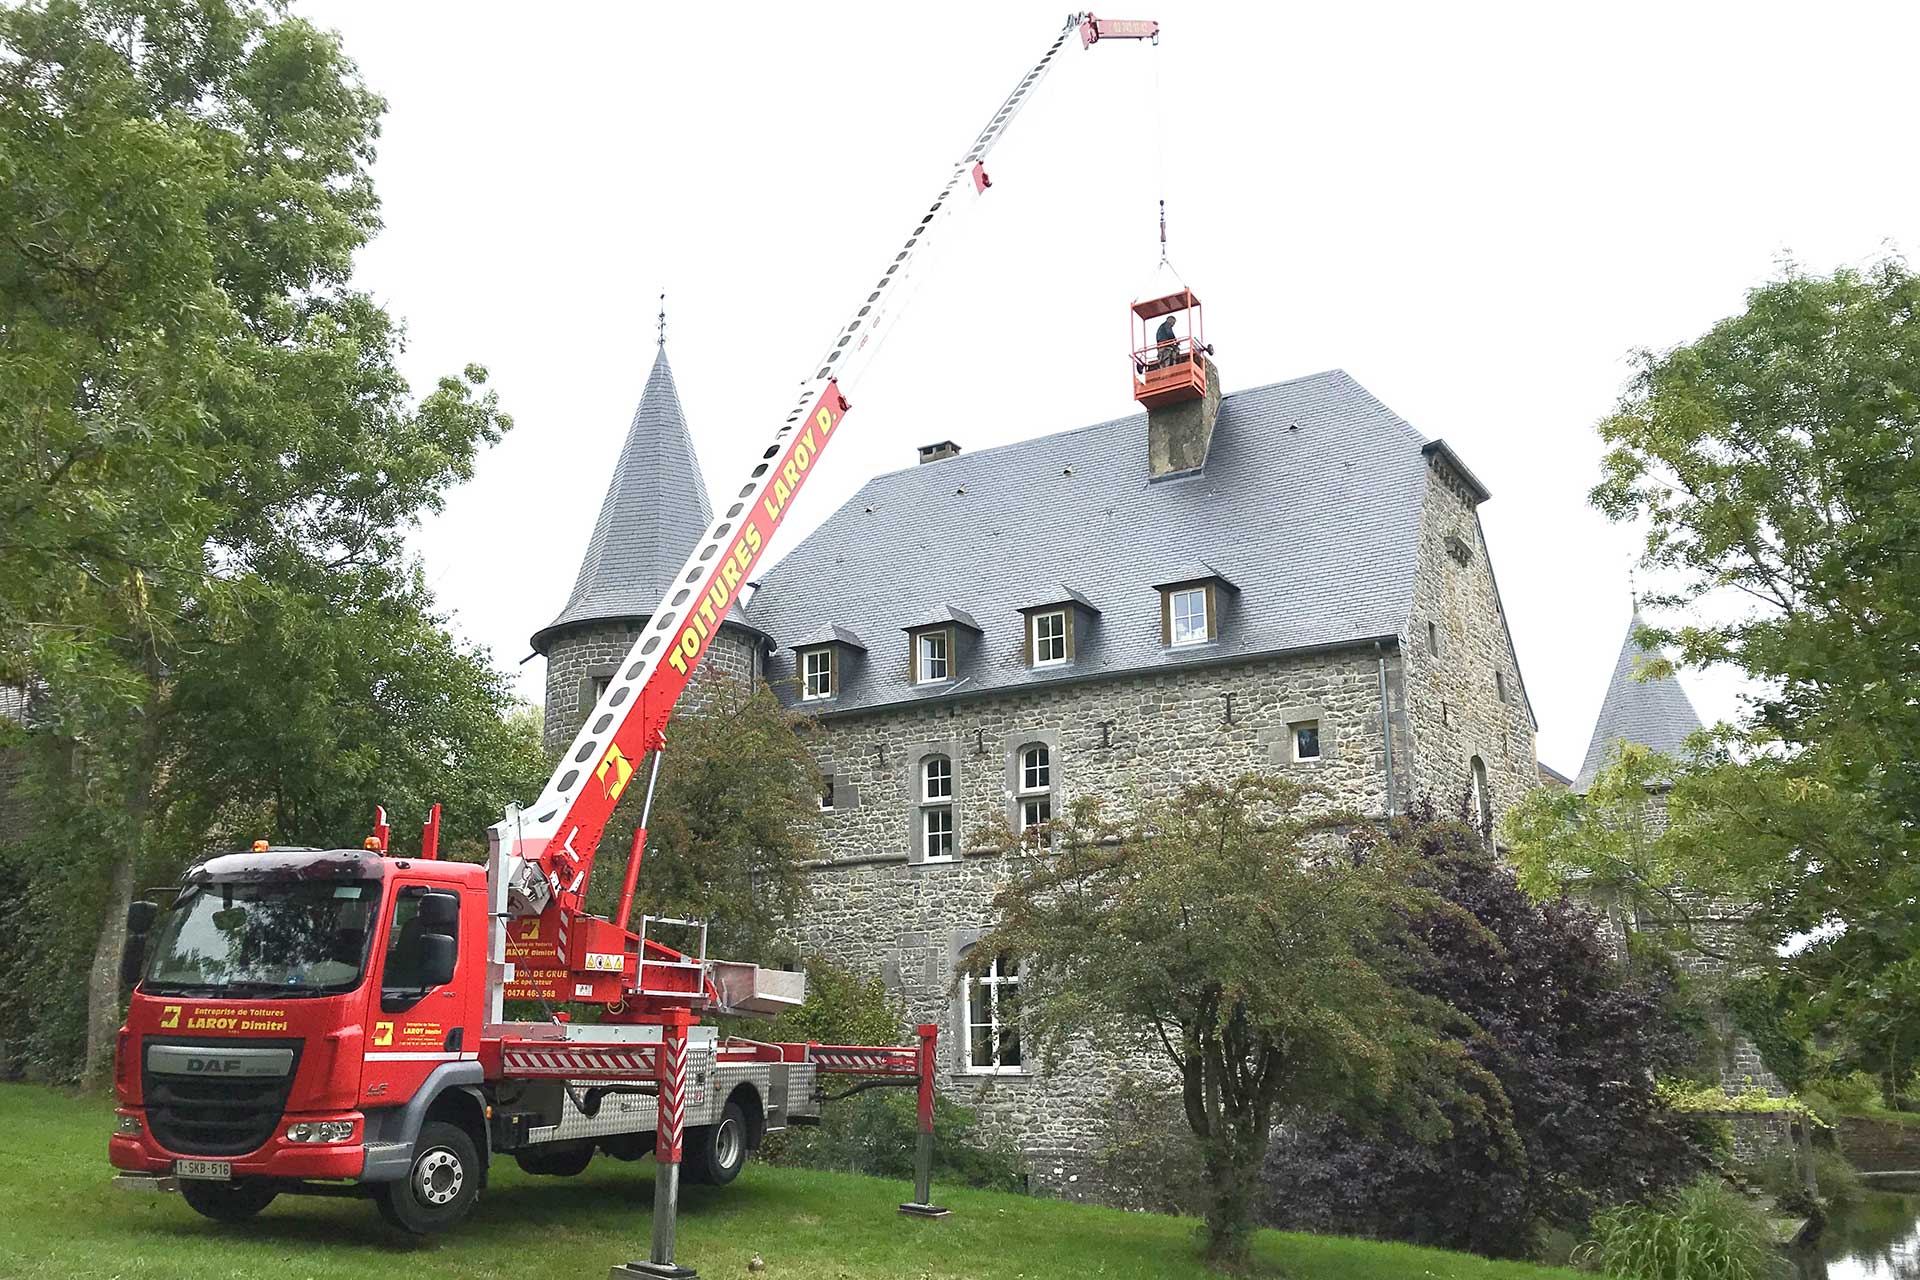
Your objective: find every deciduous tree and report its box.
[973,777,1478,1268]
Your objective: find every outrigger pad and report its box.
[610,1263,698,1279]
[897,1201,951,1219]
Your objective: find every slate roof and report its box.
[533,346,739,654]
[744,369,1437,714]
[1572,611,1704,791]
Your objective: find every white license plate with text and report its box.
[174,1159,231,1180]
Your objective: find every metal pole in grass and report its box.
[611,1008,697,1278]
[898,1024,949,1218]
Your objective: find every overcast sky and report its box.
[297,1,1918,776]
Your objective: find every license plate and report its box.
[174,1159,231,1180]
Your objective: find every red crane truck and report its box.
[106,12,1160,1265]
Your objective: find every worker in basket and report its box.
[1154,312,1181,368]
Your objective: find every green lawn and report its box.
[3,1083,1580,1279]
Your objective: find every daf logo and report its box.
[147,1044,294,1078]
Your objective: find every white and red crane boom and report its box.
[486,12,1158,1017]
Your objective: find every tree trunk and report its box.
[82,849,137,1084]
[82,661,161,1086]
[1196,1106,1273,1269]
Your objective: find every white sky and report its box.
[297,1,1919,777]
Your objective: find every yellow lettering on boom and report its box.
[817,408,834,433]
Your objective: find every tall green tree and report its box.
[974,777,1480,1269]
[1517,259,1920,1102]
[0,0,513,1080]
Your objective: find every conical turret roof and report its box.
[1572,610,1704,791]
[532,346,715,654]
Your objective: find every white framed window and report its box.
[964,952,1023,1073]
[922,755,952,801]
[1019,795,1051,834]
[919,754,954,862]
[922,806,954,861]
[1031,610,1067,667]
[1169,587,1208,647]
[819,776,835,812]
[916,630,950,683]
[1019,744,1050,793]
[801,647,833,701]
[1292,720,1321,762]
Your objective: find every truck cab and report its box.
[111,847,491,1230]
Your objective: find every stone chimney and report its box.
[916,440,961,465]
[1147,356,1222,479]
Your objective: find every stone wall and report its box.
[1837,1116,1920,1173]
[1402,451,1539,820]
[791,645,1411,1195]
[539,620,759,753]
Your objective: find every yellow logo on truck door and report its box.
[373,1021,394,1047]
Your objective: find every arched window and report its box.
[920,755,954,861]
[963,951,1023,1073]
[1469,755,1491,836]
[1016,743,1052,835]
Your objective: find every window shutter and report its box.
[1205,584,1219,640]
[946,626,958,679]
[1024,614,1034,667]
[1064,611,1076,662]
[1160,591,1172,647]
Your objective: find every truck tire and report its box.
[514,1141,593,1177]
[376,1120,481,1233]
[179,1178,277,1223]
[684,1100,748,1186]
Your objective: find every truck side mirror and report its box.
[417,890,458,932]
[120,899,158,987]
[419,932,457,988]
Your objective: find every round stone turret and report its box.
[533,343,762,754]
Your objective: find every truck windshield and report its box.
[142,880,382,997]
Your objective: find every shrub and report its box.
[1801,1070,1881,1119]
[763,1090,1025,1193]
[748,954,1026,1192]
[1575,1178,1789,1280]
[1262,803,1710,1258]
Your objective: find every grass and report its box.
[2,1083,1583,1280]
[1842,1102,1920,1130]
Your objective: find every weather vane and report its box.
[657,290,667,347]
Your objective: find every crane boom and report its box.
[487,12,1157,1000]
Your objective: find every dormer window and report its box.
[1031,611,1067,666]
[1155,565,1235,650]
[801,647,834,701]
[916,629,950,683]
[904,607,980,689]
[788,625,866,705]
[1168,587,1208,646]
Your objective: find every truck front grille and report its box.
[142,1039,300,1157]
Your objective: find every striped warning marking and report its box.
[501,1045,657,1078]
[811,1049,919,1075]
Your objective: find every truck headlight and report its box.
[114,1113,142,1135]
[286,1120,355,1144]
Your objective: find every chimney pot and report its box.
[916,440,962,465]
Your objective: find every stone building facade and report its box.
[536,352,1544,1194]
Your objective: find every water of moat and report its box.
[1792,1191,1920,1279]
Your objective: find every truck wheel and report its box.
[514,1141,593,1177]
[179,1178,277,1223]
[685,1101,748,1186]
[376,1121,481,1234]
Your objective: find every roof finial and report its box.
[657,290,667,348]
[1628,567,1639,613]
